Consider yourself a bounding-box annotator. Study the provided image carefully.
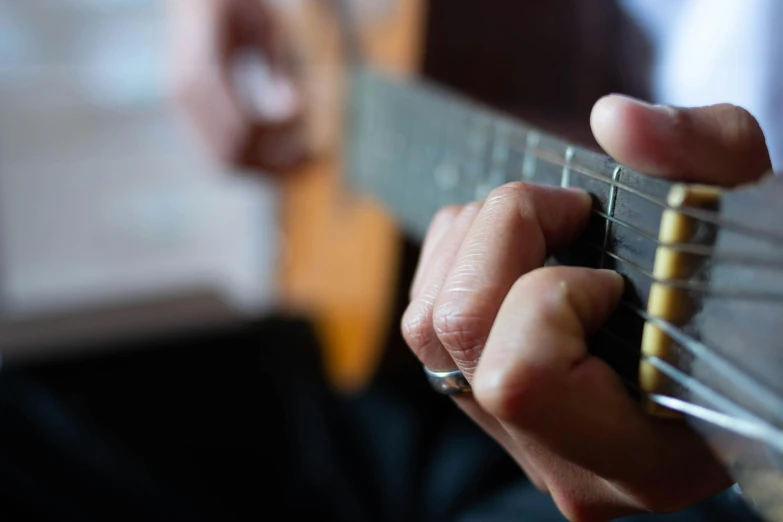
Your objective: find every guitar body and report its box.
[270,0,426,392]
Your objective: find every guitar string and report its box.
[599,323,750,409]
[552,319,781,447]
[368,131,783,273]
[371,115,783,268]
[597,310,783,432]
[575,241,783,300]
[365,152,783,298]
[365,71,783,438]
[549,322,782,448]
[621,302,783,417]
[372,72,783,247]
[590,209,783,266]
[524,147,783,245]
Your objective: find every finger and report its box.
[402,202,483,371]
[404,202,550,491]
[474,266,624,428]
[432,183,592,379]
[474,267,729,510]
[591,94,772,186]
[410,205,464,300]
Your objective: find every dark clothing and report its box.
[0,314,764,522]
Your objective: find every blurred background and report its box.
[0,0,280,361]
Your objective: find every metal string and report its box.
[524,147,783,245]
[598,324,783,450]
[621,302,783,417]
[367,69,783,249]
[590,209,783,266]
[576,241,783,301]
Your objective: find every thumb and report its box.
[590,94,772,187]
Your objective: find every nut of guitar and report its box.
[640,183,722,416]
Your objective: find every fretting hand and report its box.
[402,95,772,521]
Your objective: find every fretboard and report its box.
[345,66,678,382]
[345,70,783,519]
[348,67,677,290]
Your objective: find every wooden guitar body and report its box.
[269,0,426,392]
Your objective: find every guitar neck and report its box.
[346,67,681,384]
[347,67,673,304]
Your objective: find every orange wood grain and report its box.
[274,0,425,392]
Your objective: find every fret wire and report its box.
[474,116,496,200]
[561,147,574,188]
[599,166,621,268]
[366,70,783,244]
[522,132,540,181]
[446,139,783,264]
[516,146,783,245]
[363,72,783,445]
[622,302,783,417]
[591,208,783,265]
[363,73,783,434]
[359,71,783,267]
[489,122,511,196]
[500,138,783,262]
[579,241,783,300]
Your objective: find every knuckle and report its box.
[485,182,534,208]
[459,200,484,218]
[474,271,575,423]
[520,265,559,287]
[521,268,585,338]
[473,355,547,425]
[484,182,540,232]
[513,268,568,320]
[433,205,461,224]
[400,302,436,354]
[431,301,486,366]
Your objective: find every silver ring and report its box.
[423,366,471,395]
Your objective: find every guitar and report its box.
[271,0,783,519]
